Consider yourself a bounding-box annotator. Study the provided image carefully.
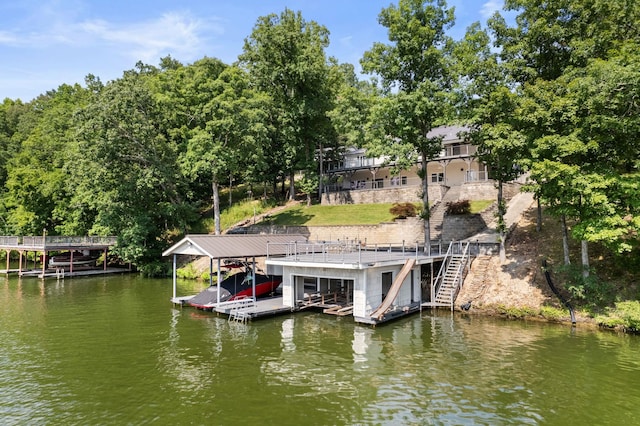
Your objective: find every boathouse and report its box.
[0,235,119,278]
[162,234,308,304]
[265,240,473,325]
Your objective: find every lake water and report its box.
[1,274,639,425]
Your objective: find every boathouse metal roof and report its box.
[162,234,308,259]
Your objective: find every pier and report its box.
[0,235,124,278]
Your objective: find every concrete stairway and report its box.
[429,185,461,240]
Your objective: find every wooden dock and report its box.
[16,267,131,279]
[0,235,120,278]
[218,296,293,321]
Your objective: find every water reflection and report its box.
[1,276,640,424]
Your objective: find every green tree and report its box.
[3,85,91,235]
[360,0,455,253]
[73,65,193,270]
[178,64,268,234]
[495,1,640,277]
[239,8,333,201]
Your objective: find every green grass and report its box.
[191,198,278,233]
[470,199,494,213]
[266,203,398,226]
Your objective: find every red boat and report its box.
[189,261,282,310]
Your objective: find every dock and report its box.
[18,267,131,279]
[217,296,293,322]
[0,235,123,278]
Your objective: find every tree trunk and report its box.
[536,197,542,232]
[561,215,570,265]
[318,141,324,200]
[212,179,221,235]
[581,239,590,278]
[421,154,431,255]
[289,170,296,201]
[497,180,506,264]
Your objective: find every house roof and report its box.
[161,234,308,259]
[427,125,470,143]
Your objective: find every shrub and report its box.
[596,301,640,332]
[177,263,201,280]
[540,306,567,321]
[446,199,471,215]
[559,264,615,309]
[390,202,418,219]
[496,304,538,318]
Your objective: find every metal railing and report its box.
[0,236,117,248]
[430,241,471,308]
[267,240,449,265]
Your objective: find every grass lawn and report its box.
[265,200,494,226]
[266,203,398,226]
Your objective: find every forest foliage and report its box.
[0,0,639,277]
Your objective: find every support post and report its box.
[172,254,177,300]
[209,258,213,287]
[252,256,256,300]
[217,258,221,305]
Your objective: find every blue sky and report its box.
[0,0,509,102]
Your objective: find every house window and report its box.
[431,173,444,183]
[390,176,407,186]
[374,178,384,189]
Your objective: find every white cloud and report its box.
[0,7,222,63]
[480,0,503,19]
[79,12,222,63]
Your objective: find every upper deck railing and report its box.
[0,236,118,249]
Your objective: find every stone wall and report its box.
[459,181,521,202]
[244,202,499,245]
[244,217,425,245]
[321,185,444,205]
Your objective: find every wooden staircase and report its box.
[422,241,471,310]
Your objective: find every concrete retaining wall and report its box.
[321,185,444,205]
[245,217,425,245]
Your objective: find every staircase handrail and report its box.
[446,242,471,305]
[432,241,454,300]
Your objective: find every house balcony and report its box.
[323,144,477,174]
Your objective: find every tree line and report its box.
[0,0,638,277]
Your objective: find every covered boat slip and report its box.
[162,234,309,314]
[165,236,473,325]
[0,235,119,278]
[265,241,450,325]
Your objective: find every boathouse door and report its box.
[381,271,393,301]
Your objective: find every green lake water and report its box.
[1,274,639,425]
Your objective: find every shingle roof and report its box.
[162,234,308,259]
[426,124,470,142]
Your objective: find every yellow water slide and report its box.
[370,258,416,320]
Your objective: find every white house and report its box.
[322,125,488,200]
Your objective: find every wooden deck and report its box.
[214,296,293,321]
[298,291,353,316]
[16,267,131,279]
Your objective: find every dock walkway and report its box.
[214,296,293,321]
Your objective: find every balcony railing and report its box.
[324,144,477,173]
[0,236,118,248]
